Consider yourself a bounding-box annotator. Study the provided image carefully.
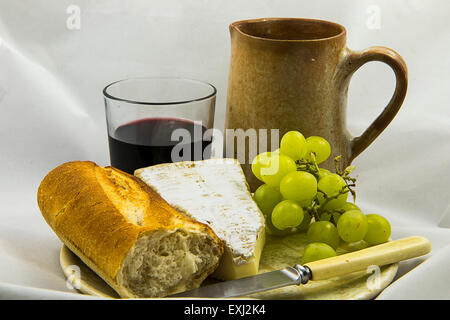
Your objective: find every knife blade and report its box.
[170,236,431,298]
[170,265,311,298]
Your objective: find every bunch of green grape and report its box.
[252,131,392,264]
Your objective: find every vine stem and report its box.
[297,154,358,224]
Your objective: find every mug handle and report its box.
[337,46,408,162]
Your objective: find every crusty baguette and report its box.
[37,161,223,298]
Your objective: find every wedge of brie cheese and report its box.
[135,158,265,280]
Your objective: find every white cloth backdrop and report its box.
[0,0,449,299]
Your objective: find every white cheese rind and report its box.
[135,158,265,279]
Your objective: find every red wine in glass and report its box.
[108,118,211,174]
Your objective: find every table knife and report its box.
[171,236,431,298]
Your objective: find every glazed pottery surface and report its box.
[225,18,408,190]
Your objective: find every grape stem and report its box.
[334,156,357,203]
[304,200,322,222]
[295,153,320,179]
[317,185,349,210]
[302,155,358,223]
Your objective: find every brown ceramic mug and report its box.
[225,18,408,191]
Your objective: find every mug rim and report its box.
[230,17,347,42]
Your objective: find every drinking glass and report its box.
[103,77,216,174]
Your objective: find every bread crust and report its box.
[37,161,223,297]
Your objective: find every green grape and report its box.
[337,210,368,242]
[302,242,337,264]
[280,171,317,203]
[339,202,361,212]
[306,221,340,249]
[295,211,312,232]
[271,200,304,230]
[261,154,297,188]
[264,207,292,237]
[339,239,369,253]
[298,198,314,208]
[317,168,332,180]
[319,211,341,224]
[280,131,307,160]
[319,212,332,222]
[317,174,349,210]
[364,214,391,246]
[319,201,358,224]
[333,212,341,224]
[251,152,272,182]
[253,184,283,216]
[305,136,331,164]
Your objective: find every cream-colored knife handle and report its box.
[304,236,431,281]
